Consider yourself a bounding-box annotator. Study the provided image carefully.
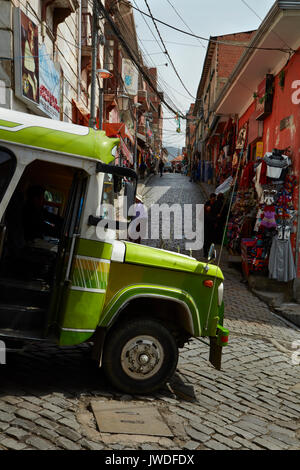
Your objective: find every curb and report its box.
[137,173,154,198]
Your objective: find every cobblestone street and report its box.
[0,173,300,451]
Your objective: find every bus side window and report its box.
[0,148,17,204]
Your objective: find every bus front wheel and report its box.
[102,317,178,394]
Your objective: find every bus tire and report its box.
[102,317,178,394]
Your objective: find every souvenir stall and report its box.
[241,149,297,282]
[225,142,297,283]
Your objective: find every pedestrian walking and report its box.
[190,160,197,182]
[139,160,147,179]
[159,159,164,177]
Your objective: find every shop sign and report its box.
[39,43,61,120]
[256,141,264,159]
[14,8,40,106]
[14,9,61,119]
[122,58,138,96]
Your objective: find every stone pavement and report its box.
[0,173,299,451]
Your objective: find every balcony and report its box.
[42,0,79,40]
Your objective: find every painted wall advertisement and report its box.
[14,8,61,119]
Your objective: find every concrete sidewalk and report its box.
[137,173,154,199]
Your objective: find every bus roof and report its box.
[0,107,119,164]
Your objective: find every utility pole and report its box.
[134,120,138,172]
[133,103,141,172]
[89,0,98,129]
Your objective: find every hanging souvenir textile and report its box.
[268,236,296,282]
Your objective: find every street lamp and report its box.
[117,93,130,112]
[96,68,113,130]
[133,102,142,173]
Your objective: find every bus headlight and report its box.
[218,282,224,306]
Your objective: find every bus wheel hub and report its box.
[121,336,164,379]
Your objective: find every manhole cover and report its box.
[91,400,173,437]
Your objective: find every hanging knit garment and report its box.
[268,236,296,282]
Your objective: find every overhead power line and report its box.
[98,1,186,119]
[103,0,184,115]
[131,0,186,113]
[165,0,206,50]
[240,0,294,51]
[143,0,196,100]
[131,4,296,53]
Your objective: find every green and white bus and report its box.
[0,107,228,394]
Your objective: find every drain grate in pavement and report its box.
[91,400,173,437]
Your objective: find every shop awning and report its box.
[72,99,90,126]
[103,122,135,145]
[120,138,133,164]
[72,99,90,118]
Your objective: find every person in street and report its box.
[190,160,197,182]
[139,160,147,180]
[159,159,164,177]
[203,193,217,258]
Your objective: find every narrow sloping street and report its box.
[0,173,299,451]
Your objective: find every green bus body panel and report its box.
[58,240,112,346]
[0,118,119,164]
[76,239,112,260]
[100,284,201,336]
[103,259,222,337]
[57,239,223,345]
[60,290,106,330]
[124,242,224,280]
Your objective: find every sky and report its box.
[132,0,275,152]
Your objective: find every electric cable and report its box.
[131,0,188,111]
[143,0,196,100]
[240,0,294,57]
[113,0,186,115]
[131,4,296,53]
[165,0,206,50]
[97,0,187,119]
[140,39,206,48]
